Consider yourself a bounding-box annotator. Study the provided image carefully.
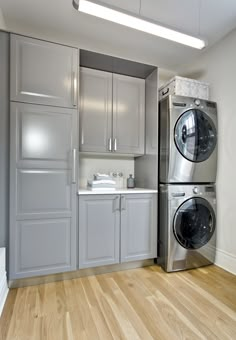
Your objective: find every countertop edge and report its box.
[78,188,158,195]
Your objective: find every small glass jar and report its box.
[127,174,135,188]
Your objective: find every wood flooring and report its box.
[0,265,236,340]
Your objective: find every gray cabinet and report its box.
[79,193,157,269]
[120,194,157,262]
[79,68,112,152]
[9,103,78,279]
[79,67,145,155]
[0,31,9,248]
[79,195,120,268]
[113,74,145,154]
[10,34,78,108]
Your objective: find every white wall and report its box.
[0,8,6,30]
[158,68,176,87]
[177,28,236,274]
[0,248,8,316]
[79,155,134,188]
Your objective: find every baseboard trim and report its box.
[0,272,9,317]
[215,248,236,275]
[9,259,155,288]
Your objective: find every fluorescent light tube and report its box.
[73,0,206,49]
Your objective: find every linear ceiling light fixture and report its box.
[72,0,206,49]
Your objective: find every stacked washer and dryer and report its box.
[158,94,218,272]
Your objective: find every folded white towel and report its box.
[88,179,116,185]
[94,173,113,181]
[88,187,116,191]
[96,173,110,177]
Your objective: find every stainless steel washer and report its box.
[159,184,216,272]
[159,95,217,183]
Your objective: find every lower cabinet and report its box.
[79,195,120,268]
[79,193,157,269]
[120,194,157,262]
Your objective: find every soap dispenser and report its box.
[127,174,135,188]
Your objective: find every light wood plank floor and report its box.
[0,265,236,340]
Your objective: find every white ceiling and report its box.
[1,0,236,70]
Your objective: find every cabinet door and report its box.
[10,34,78,108]
[113,74,145,155]
[121,194,157,262]
[0,32,9,249]
[79,195,120,268]
[79,68,112,152]
[9,103,78,279]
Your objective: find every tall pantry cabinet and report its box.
[9,34,79,279]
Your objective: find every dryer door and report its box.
[173,197,216,249]
[174,109,217,162]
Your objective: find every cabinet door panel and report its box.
[10,102,78,279]
[21,110,72,161]
[10,34,78,108]
[79,195,120,268]
[0,31,9,249]
[113,74,145,155]
[16,170,71,216]
[12,102,76,169]
[15,219,72,277]
[121,194,157,262]
[79,68,112,152]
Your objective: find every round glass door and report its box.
[173,197,216,249]
[174,109,217,162]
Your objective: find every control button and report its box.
[194,99,200,106]
[193,187,199,194]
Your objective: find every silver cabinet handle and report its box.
[73,72,77,107]
[121,195,126,210]
[113,138,117,152]
[108,137,112,151]
[72,148,77,184]
[113,196,120,211]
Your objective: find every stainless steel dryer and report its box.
[159,184,216,272]
[159,95,217,183]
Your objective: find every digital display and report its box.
[205,186,214,192]
[206,101,216,108]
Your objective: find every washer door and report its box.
[174,109,217,162]
[173,197,216,249]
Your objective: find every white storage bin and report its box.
[159,76,209,100]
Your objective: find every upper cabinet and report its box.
[80,68,112,153]
[79,67,145,155]
[10,34,78,108]
[113,74,145,155]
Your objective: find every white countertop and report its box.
[78,188,158,195]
